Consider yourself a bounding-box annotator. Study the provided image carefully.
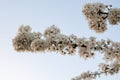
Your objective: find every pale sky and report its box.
[0,0,120,80]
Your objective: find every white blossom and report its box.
[44,25,60,38]
[31,39,48,52]
[12,32,35,52]
[18,25,31,33]
[108,8,120,25]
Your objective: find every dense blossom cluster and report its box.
[13,25,120,80]
[82,2,120,33]
[13,25,42,52]
[72,71,101,80]
[73,61,120,80]
[12,2,120,80]
[99,61,120,75]
[108,8,120,25]
[44,25,60,38]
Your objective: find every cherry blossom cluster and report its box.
[13,25,120,80]
[82,2,120,33]
[99,61,120,75]
[13,25,120,60]
[72,71,101,80]
[108,8,120,25]
[72,61,120,80]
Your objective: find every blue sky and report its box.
[0,0,120,80]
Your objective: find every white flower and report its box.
[12,32,35,52]
[108,8,120,25]
[72,71,93,80]
[103,49,115,62]
[31,39,48,52]
[18,25,31,33]
[44,25,60,38]
[32,32,42,39]
[99,63,109,74]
